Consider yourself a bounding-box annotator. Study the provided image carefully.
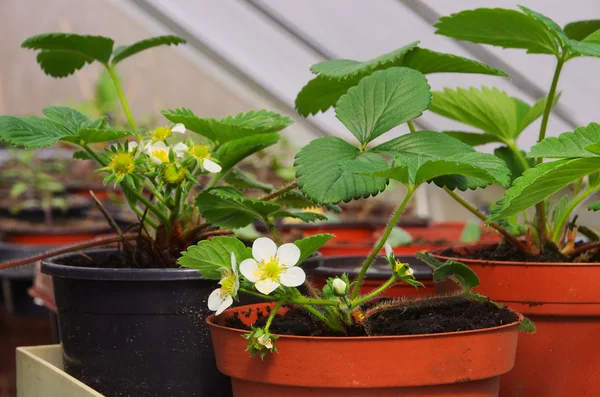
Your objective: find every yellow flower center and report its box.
[395,261,414,277]
[189,144,212,161]
[219,269,237,297]
[108,152,135,177]
[162,163,186,185]
[258,257,283,281]
[152,149,169,163]
[151,126,172,141]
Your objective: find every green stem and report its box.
[264,301,284,332]
[239,288,277,301]
[301,304,343,332]
[407,120,416,133]
[535,55,566,250]
[350,187,414,300]
[130,205,158,229]
[106,65,137,131]
[350,276,397,309]
[260,181,298,201]
[239,288,337,306]
[552,187,597,242]
[265,219,283,245]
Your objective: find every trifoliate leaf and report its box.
[443,131,501,146]
[111,35,186,65]
[335,67,431,145]
[224,168,274,192]
[196,187,281,229]
[490,158,600,220]
[311,41,419,79]
[0,116,73,147]
[22,33,114,77]
[433,260,481,293]
[178,236,252,280]
[494,146,533,182]
[161,108,293,143]
[294,137,388,204]
[401,47,508,76]
[518,6,569,47]
[434,8,560,55]
[295,76,360,116]
[42,106,91,133]
[564,20,600,40]
[293,234,334,263]
[588,201,600,211]
[270,210,327,223]
[528,123,600,158]
[77,128,132,143]
[460,219,481,243]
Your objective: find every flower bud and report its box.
[162,163,186,185]
[332,278,348,296]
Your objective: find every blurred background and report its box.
[1,0,600,395]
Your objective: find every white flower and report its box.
[239,237,305,295]
[257,334,273,350]
[384,242,393,260]
[202,158,222,173]
[172,142,188,158]
[171,123,186,135]
[128,141,138,152]
[207,252,240,315]
[332,278,347,296]
[146,141,170,164]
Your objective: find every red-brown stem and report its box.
[197,229,234,239]
[569,241,600,257]
[260,181,298,201]
[0,234,139,270]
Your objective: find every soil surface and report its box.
[226,298,517,337]
[52,247,181,269]
[440,242,600,263]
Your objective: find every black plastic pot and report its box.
[41,249,322,397]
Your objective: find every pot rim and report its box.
[207,302,523,341]
[430,242,600,267]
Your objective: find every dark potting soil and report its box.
[53,248,179,269]
[441,241,600,263]
[226,298,517,337]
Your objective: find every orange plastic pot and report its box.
[208,303,521,397]
[4,231,108,246]
[311,255,459,298]
[431,243,600,397]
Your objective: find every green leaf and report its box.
[272,190,317,209]
[293,234,334,263]
[401,48,508,76]
[73,150,93,161]
[528,123,600,158]
[224,168,274,192]
[460,219,481,243]
[551,195,570,231]
[295,137,388,204]
[516,93,560,135]
[311,42,419,79]
[430,87,521,141]
[518,6,569,47]
[435,8,560,55]
[494,146,533,182]
[387,226,413,246]
[433,260,480,293]
[22,33,114,77]
[214,133,280,171]
[111,35,185,65]
[372,131,510,190]
[0,116,73,147]
[443,131,501,146]
[588,201,600,211]
[564,20,600,40]
[10,182,28,198]
[77,128,132,143]
[335,67,431,145]
[270,210,327,223]
[178,236,252,280]
[196,187,281,229]
[42,106,91,133]
[490,158,600,220]
[295,76,359,116]
[519,316,537,333]
[161,108,292,143]
[566,37,600,58]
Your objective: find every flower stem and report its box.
[264,301,284,332]
[552,187,597,242]
[350,276,397,309]
[350,187,415,300]
[301,304,344,332]
[507,141,530,172]
[535,55,566,251]
[443,187,528,251]
[407,120,416,133]
[264,219,283,245]
[260,181,299,201]
[239,288,277,301]
[106,65,138,131]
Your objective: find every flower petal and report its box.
[216,295,233,316]
[208,289,225,311]
[230,252,237,272]
[171,123,186,134]
[279,266,306,287]
[276,243,301,268]
[384,243,393,259]
[172,142,188,158]
[255,279,280,295]
[239,258,260,282]
[128,141,138,152]
[252,237,277,263]
[203,158,222,173]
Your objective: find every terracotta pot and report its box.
[208,303,521,397]
[312,255,459,298]
[4,231,109,246]
[431,243,600,397]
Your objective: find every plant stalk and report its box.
[407,120,417,133]
[106,65,138,131]
[552,187,597,242]
[350,188,414,300]
[264,301,284,331]
[260,181,298,201]
[443,187,528,251]
[350,276,397,309]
